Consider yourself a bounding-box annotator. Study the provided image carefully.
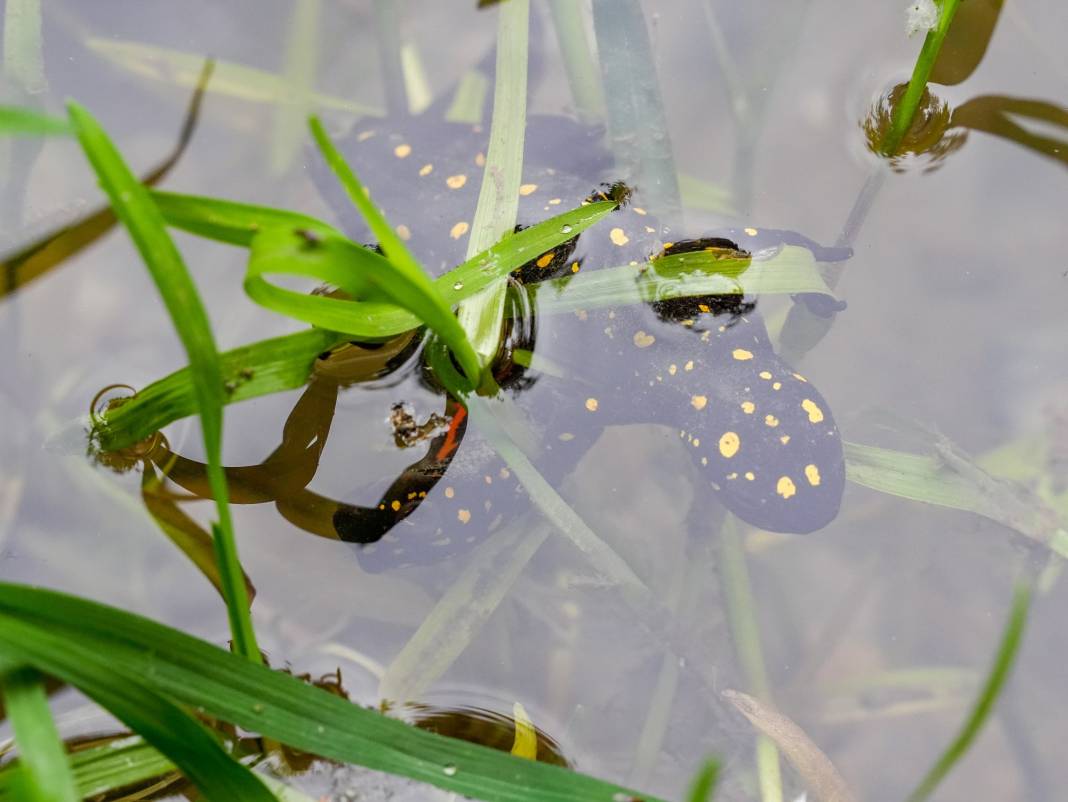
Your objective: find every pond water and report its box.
[2,1,1067,800]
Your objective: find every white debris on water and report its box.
[905,0,939,36]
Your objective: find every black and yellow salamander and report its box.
[299,112,849,572]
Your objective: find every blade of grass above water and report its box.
[906,584,1031,802]
[84,36,381,116]
[65,102,260,663]
[308,116,482,385]
[0,105,69,136]
[456,0,530,372]
[0,667,78,802]
[0,583,666,802]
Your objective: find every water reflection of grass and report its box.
[0,1,1062,800]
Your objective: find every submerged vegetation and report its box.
[0,0,1065,799]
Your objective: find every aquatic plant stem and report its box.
[906,583,1031,802]
[882,0,963,156]
[719,516,784,802]
[457,0,529,375]
[66,102,261,665]
[547,0,604,123]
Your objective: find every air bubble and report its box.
[442,764,458,776]
[452,281,464,291]
[560,224,573,234]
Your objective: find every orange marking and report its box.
[435,406,467,461]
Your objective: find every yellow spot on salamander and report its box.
[585,398,599,412]
[634,207,647,215]
[668,364,678,376]
[484,475,493,484]
[741,401,756,414]
[536,252,555,269]
[702,456,709,465]
[444,487,455,499]
[446,174,468,189]
[390,500,401,511]
[549,197,562,205]
[419,163,434,176]
[684,360,694,371]
[759,371,773,380]
[559,432,575,441]
[450,221,470,239]
[744,227,758,236]
[356,130,376,142]
[610,227,630,246]
[777,476,797,499]
[772,382,782,390]
[645,225,656,233]
[475,152,486,166]
[805,464,821,486]
[780,435,791,445]
[719,431,740,458]
[745,471,755,481]
[692,438,701,447]
[802,398,825,423]
[519,183,538,196]
[793,372,808,383]
[571,262,580,273]
[499,467,511,479]
[633,331,656,348]
[733,349,754,361]
[395,224,411,240]
[765,415,779,427]
[457,509,472,524]
[691,395,708,410]
[393,144,412,158]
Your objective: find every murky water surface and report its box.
[2,1,1066,800]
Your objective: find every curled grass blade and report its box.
[308,115,482,385]
[0,105,69,136]
[0,667,78,802]
[151,189,342,247]
[66,101,260,663]
[0,583,665,802]
[906,584,1031,802]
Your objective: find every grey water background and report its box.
[1,1,1066,799]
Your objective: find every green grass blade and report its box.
[685,758,721,802]
[0,583,665,802]
[591,0,680,218]
[906,584,1031,802]
[0,735,176,801]
[882,0,964,155]
[151,189,342,246]
[3,0,46,95]
[85,36,381,116]
[271,0,320,174]
[66,102,260,664]
[547,0,605,122]
[844,441,1066,556]
[0,106,68,136]
[456,0,530,371]
[0,667,78,802]
[307,116,482,385]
